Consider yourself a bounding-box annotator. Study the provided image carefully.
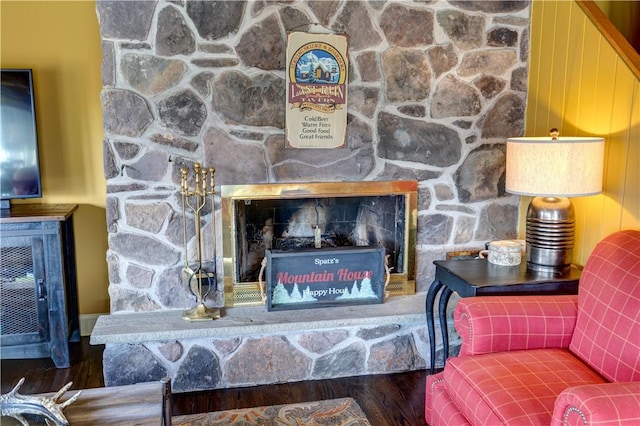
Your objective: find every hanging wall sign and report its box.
[286,32,348,149]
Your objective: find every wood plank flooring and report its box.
[1,337,429,425]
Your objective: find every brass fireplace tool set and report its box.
[180,163,221,321]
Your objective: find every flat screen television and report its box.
[0,69,42,209]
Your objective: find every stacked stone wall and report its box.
[97,0,529,391]
[99,0,529,312]
[103,321,451,392]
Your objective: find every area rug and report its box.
[173,397,372,426]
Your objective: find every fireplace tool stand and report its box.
[180,163,221,321]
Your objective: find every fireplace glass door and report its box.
[221,181,417,306]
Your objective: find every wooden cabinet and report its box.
[0,204,80,368]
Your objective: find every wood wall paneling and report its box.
[526,0,639,266]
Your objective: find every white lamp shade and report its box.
[506,137,605,197]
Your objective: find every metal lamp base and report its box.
[525,196,575,274]
[182,303,221,321]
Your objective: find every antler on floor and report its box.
[0,377,81,426]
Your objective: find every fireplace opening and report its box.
[236,194,406,282]
[221,181,417,306]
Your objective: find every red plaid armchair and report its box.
[426,230,640,425]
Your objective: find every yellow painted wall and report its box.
[526,0,640,266]
[0,1,108,315]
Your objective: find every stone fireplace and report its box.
[94,0,527,391]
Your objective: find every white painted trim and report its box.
[80,313,105,336]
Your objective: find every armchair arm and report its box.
[551,382,640,426]
[455,294,578,356]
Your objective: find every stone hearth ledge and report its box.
[90,293,427,345]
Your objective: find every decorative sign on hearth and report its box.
[285,31,348,149]
[265,246,385,311]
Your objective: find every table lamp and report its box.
[506,129,604,273]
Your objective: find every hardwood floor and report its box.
[1,337,429,425]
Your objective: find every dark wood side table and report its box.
[426,259,581,373]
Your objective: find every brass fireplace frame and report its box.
[220,180,418,307]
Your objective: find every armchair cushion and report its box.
[569,230,640,383]
[455,295,578,356]
[444,348,605,425]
